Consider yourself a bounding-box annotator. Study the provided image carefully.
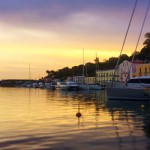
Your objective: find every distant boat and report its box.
[45,82,56,90]
[78,50,104,90]
[39,82,45,88]
[57,81,79,90]
[32,82,39,88]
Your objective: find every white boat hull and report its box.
[57,81,79,90]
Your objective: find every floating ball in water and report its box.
[76,112,82,118]
[141,104,145,109]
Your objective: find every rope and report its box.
[111,0,138,87]
[125,0,150,86]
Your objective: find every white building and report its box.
[117,60,144,82]
[118,60,131,82]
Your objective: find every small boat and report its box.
[78,50,105,90]
[57,81,79,90]
[45,82,56,90]
[38,82,45,88]
[32,82,39,88]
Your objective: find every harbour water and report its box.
[0,87,150,150]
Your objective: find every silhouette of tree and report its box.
[43,33,150,79]
[143,32,150,48]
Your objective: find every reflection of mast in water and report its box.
[29,63,31,80]
[27,87,31,112]
[111,110,122,150]
[125,111,136,150]
[111,109,138,150]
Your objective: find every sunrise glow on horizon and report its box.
[0,0,149,80]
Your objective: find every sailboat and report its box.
[78,50,103,90]
[106,0,150,101]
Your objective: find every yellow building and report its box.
[81,62,150,84]
[134,63,150,77]
[96,69,119,83]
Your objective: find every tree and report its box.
[43,33,150,79]
[143,32,150,48]
[139,32,150,61]
[46,70,56,78]
[120,54,129,61]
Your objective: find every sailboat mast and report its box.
[29,63,31,80]
[82,49,85,76]
[95,52,99,83]
[96,52,98,71]
[125,0,150,85]
[111,0,138,87]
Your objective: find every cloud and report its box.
[0,0,149,79]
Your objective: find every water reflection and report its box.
[0,88,150,150]
[54,90,150,149]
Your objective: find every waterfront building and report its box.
[96,69,119,83]
[84,77,96,84]
[96,60,147,83]
[133,63,150,77]
[117,60,131,82]
[117,60,144,82]
[67,60,149,85]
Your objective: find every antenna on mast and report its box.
[29,63,31,80]
[95,51,99,71]
[82,49,85,76]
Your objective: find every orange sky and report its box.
[0,0,149,79]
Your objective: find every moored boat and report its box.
[78,83,104,90]
[45,82,56,90]
[106,87,150,101]
[57,81,79,90]
[125,75,150,89]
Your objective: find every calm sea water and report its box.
[0,87,150,150]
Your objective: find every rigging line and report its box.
[82,48,85,76]
[125,0,150,85]
[111,0,138,87]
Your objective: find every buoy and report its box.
[141,104,145,109]
[76,112,82,118]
